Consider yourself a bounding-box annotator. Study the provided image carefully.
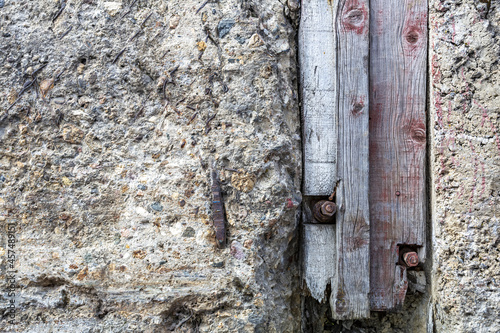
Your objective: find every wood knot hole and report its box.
[345,9,364,24]
[352,102,364,115]
[406,30,419,44]
[411,127,426,143]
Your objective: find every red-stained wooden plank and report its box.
[369,0,428,310]
[331,0,371,319]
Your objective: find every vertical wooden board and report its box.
[299,0,338,196]
[303,224,336,303]
[369,0,427,310]
[330,0,371,319]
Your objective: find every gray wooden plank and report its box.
[299,0,338,196]
[369,0,427,310]
[330,0,371,319]
[303,224,336,302]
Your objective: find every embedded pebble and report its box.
[230,241,246,260]
[150,202,163,212]
[169,15,180,29]
[217,19,235,38]
[231,170,256,192]
[62,124,84,144]
[182,227,195,238]
[103,2,122,16]
[248,33,264,48]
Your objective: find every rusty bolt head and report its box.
[313,200,336,223]
[403,251,419,267]
[321,201,336,216]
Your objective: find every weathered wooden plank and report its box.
[330,0,371,319]
[299,0,338,196]
[303,224,336,302]
[369,0,427,310]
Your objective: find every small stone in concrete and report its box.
[230,241,246,260]
[150,202,163,212]
[212,262,224,268]
[235,35,246,44]
[217,19,235,38]
[182,227,195,237]
[248,33,264,48]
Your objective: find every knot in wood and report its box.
[342,7,367,34]
[405,30,419,44]
[352,102,364,115]
[345,9,364,24]
[411,127,426,143]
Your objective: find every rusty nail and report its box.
[313,200,336,223]
[403,251,419,267]
[395,191,401,196]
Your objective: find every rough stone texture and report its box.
[0,0,302,331]
[429,0,500,332]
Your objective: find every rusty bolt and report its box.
[403,251,419,267]
[313,200,336,223]
[321,201,336,215]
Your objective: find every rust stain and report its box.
[211,169,227,248]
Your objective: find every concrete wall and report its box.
[430,0,500,332]
[0,1,302,331]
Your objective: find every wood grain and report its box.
[299,0,338,196]
[369,0,427,310]
[330,0,371,319]
[303,224,336,302]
